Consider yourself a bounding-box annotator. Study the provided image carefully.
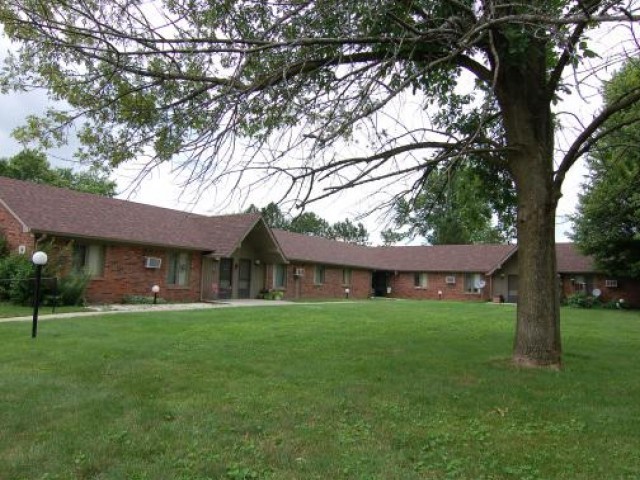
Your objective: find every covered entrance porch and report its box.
[200,219,287,301]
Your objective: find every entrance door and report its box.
[201,257,217,301]
[238,259,252,299]
[372,271,388,296]
[507,275,519,303]
[219,258,233,299]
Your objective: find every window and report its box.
[167,252,190,286]
[72,244,105,277]
[274,264,287,289]
[342,268,352,286]
[464,273,482,293]
[314,265,325,285]
[573,275,593,293]
[414,272,428,288]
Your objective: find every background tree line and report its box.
[245,203,369,245]
[0,149,116,197]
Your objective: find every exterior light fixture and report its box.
[151,285,160,304]
[344,287,350,299]
[31,251,48,338]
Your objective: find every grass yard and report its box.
[0,302,92,318]
[0,301,639,479]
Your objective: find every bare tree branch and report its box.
[555,86,640,192]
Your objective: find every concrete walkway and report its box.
[0,299,301,323]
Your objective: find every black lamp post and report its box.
[32,251,48,338]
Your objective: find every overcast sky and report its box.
[1,24,628,245]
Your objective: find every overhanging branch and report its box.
[555,86,640,192]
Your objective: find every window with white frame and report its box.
[464,273,482,293]
[167,252,190,286]
[572,275,593,293]
[342,268,352,285]
[414,272,428,288]
[273,264,287,289]
[314,265,325,285]
[72,244,105,277]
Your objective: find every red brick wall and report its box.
[560,274,640,308]
[38,238,203,304]
[0,203,36,254]
[83,244,202,304]
[388,272,490,302]
[265,263,371,300]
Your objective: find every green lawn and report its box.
[0,302,92,318]
[1,302,638,479]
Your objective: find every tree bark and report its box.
[494,40,563,368]
[512,165,561,367]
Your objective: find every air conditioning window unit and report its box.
[145,257,162,269]
[445,275,456,284]
[294,268,305,277]
[605,279,618,288]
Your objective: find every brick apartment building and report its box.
[1,176,638,306]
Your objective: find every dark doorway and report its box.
[219,258,233,299]
[372,271,390,296]
[238,259,252,299]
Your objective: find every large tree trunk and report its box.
[512,163,561,367]
[494,40,563,368]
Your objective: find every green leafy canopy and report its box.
[0,149,117,197]
[572,59,640,278]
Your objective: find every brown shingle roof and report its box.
[556,243,595,273]
[0,176,260,255]
[1,177,598,274]
[373,244,518,272]
[274,229,517,272]
[275,231,596,274]
[273,229,376,268]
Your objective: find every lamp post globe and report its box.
[151,285,160,304]
[32,251,48,266]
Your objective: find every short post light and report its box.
[151,285,160,304]
[31,251,48,338]
[344,287,350,299]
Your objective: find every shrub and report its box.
[0,254,34,303]
[602,298,630,310]
[122,295,167,305]
[262,289,285,300]
[56,273,91,306]
[9,260,36,305]
[566,291,603,309]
